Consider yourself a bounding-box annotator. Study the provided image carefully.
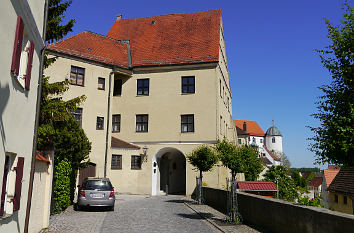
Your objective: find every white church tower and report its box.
[265,122,283,155]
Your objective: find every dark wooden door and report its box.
[0,156,9,216]
[78,163,96,185]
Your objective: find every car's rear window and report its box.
[82,180,113,191]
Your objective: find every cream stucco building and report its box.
[45,9,236,196]
[0,0,50,232]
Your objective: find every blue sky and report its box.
[63,0,347,168]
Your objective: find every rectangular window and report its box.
[113,79,122,96]
[96,117,104,130]
[70,108,83,127]
[181,114,194,133]
[0,156,10,216]
[219,80,222,97]
[131,155,141,170]
[238,139,242,144]
[136,114,148,132]
[70,66,85,86]
[260,139,263,143]
[220,116,223,134]
[111,154,122,170]
[335,194,338,203]
[112,114,121,132]
[181,76,195,93]
[98,77,105,90]
[344,196,347,205]
[137,79,149,96]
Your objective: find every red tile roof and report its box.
[237,181,277,191]
[328,165,342,170]
[107,10,221,67]
[47,31,130,68]
[328,169,354,196]
[234,119,265,137]
[264,146,281,161]
[307,177,323,187]
[323,169,340,188]
[111,137,140,149]
[36,151,50,163]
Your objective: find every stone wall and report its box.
[203,187,354,233]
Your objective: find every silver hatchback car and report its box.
[77,177,115,211]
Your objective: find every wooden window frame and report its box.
[112,114,121,132]
[98,77,105,90]
[137,79,149,96]
[136,114,148,132]
[96,116,104,130]
[113,79,122,96]
[111,154,122,170]
[70,66,85,86]
[181,76,195,94]
[181,114,194,133]
[131,155,141,170]
[70,108,83,127]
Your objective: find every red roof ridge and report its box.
[234,119,265,137]
[118,9,221,21]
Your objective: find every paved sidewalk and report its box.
[182,197,264,233]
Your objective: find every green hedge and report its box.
[52,158,72,214]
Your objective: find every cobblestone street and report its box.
[45,195,218,233]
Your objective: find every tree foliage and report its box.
[239,146,263,181]
[187,145,218,204]
[215,139,263,180]
[215,139,243,178]
[45,0,76,68]
[263,165,298,202]
[38,0,91,213]
[187,145,218,176]
[309,1,354,166]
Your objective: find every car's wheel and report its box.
[75,203,81,211]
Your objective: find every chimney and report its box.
[116,14,122,20]
[243,122,247,132]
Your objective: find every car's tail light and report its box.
[80,188,85,197]
[109,188,114,198]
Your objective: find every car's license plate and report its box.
[90,193,103,198]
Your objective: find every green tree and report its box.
[45,0,76,68]
[263,165,298,202]
[37,0,91,213]
[240,146,263,181]
[187,145,218,204]
[215,139,244,223]
[309,1,354,166]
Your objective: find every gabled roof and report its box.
[111,136,140,149]
[328,169,354,196]
[323,169,340,188]
[308,177,323,187]
[234,119,265,137]
[264,146,281,161]
[237,181,277,191]
[47,31,130,68]
[107,9,221,67]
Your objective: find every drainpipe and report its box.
[24,0,49,232]
[104,67,116,177]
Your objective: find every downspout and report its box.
[104,41,131,177]
[104,67,116,177]
[24,0,49,232]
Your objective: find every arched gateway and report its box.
[152,147,186,196]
